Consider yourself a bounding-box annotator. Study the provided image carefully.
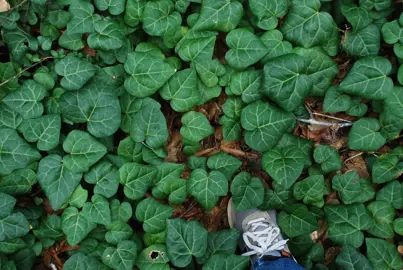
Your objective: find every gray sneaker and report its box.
[227,198,292,258]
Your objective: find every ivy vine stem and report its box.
[0,0,27,26]
[0,56,54,87]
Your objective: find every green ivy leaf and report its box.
[220,116,242,142]
[376,180,403,209]
[339,56,393,100]
[366,238,403,270]
[0,238,27,255]
[136,244,170,270]
[102,240,137,270]
[105,222,133,245]
[293,175,324,207]
[241,100,295,151]
[130,98,168,148]
[324,204,373,248]
[124,52,176,97]
[341,4,372,32]
[323,87,352,113]
[225,28,268,70]
[187,169,228,211]
[88,18,125,51]
[110,200,132,223]
[0,127,41,175]
[46,8,71,29]
[119,162,157,200]
[332,171,362,204]
[231,172,264,211]
[276,133,314,167]
[372,150,403,183]
[385,86,403,119]
[196,229,240,264]
[68,185,88,209]
[226,70,263,104]
[262,146,305,188]
[0,168,36,195]
[194,59,225,87]
[262,54,312,111]
[293,47,338,96]
[381,19,403,44]
[313,145,342,174]
[177,31,217,62]
[124,0,145,27]
[83,194,111,226]
[394,218,403,235]
[347,97,368,117]
[0,62,20,99]
[180,111,214,143]
[136,198,174,234]
[60,84,121,138]
[0,10,20,30]
[249,0,288,30]
[84,161,119,198]
[192,0,243,32]
[19,114,61,151]
[222,97,245,120]
[204,254,249,270]
[160,68,199,112]
[143,0,182,37]
[207,152,241,180]
[0,193,30,241]
[55,56,96,91]
[152,177,187,205]
[281,0,337,49]
[166,218,208,267]
[342,24,380,57]
[67,0,101,34]
[335,245,373,270]
[278,204,319,238]
[37,155,82,210]
[62,206,96,247]
[367,201,395,238]
[260,30,292,64]
[3,80,46,120]
[347,118,386,151]
[95,0,125,15]
[62,130,107,173]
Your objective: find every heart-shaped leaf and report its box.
[225,28,268,70]
[347,118,386,151]
[262,146,305,188]
[241,100,295,152]
[187,169,228,211]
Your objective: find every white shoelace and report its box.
[242,217,289,257]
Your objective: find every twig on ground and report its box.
[312,112,352,123]
[0,0,27,26]
[194,147,218,157]
[344,152,363,164]
[179,202,197,218]
[297,118,353,127]
[0,56,54,87]
[220,145,258,159]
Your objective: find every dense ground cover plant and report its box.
[1,0,403,269]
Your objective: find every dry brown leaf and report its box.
[344,151,369,178]
[0,0,10,12]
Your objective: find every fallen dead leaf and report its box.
[165,131,183,163]
[324,246,341,265]
[344,151,369,178]
[0,0,10,12]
